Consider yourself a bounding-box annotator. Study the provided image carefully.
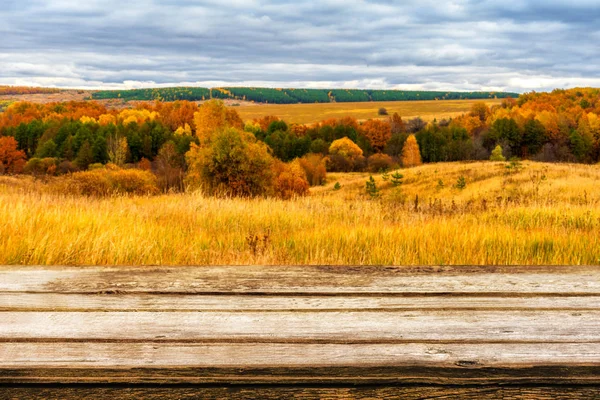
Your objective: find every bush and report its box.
[378,107,388,116]
[88,163,105,170]
[24,157,57,176]
[454,176,467,190]
[57,160,79,175]
[185,128,275,197]
[298,153,327,186]
[273,160,310,199]
[138,157,152,171]
[367,153,396,172]
[326,153,353,172]
[53,168,159,196]
[490,145,506,161]
[108,169,160,195]
[353,155,367,172]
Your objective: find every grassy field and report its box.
[233,99,504,124]
[0,160,598,266]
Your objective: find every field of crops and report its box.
[234,99,504,124]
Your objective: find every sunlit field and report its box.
[234,99,504,124]
[0,160,598,266]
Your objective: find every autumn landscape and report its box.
[0,86,597,265]
[5,1,600,398]
[0,1,599,268]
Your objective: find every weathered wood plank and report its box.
[3,366,600,385]
[4,386,600,400]
[3,293,600,311]
[2,265,599,390]
[2,342,600,368]
[1,311,598,342]
[1,265,599,294]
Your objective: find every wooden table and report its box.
[1,265,599,399]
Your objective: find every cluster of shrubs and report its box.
[50,165,159,196]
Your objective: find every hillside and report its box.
[0,160,597,266]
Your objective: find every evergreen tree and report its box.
[391,172,404,186]
[365,176,379,198]
[75,141,94,170]
[92,136,108,164]
[35,139,57,158]
[62,136,74,160]
[523,119,547,156]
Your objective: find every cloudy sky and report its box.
[1,0,599,92]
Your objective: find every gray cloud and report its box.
[1,0,599,92]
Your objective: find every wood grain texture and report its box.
[3,342,600,368]
[1,264,599,394]
[1,265,599,294]
[4,386,600,400]
[2,310,600,342]
[4,293,600,311]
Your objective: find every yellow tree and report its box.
[328,137,364,172]
[329,137,363,161]
[401,134,422,168]
[193,100,244,143]
[107,136,128,167]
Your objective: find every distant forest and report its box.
[91,87,519,103]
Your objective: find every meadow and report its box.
[1,160,598,266]
[234,99,504,124]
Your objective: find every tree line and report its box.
[92,87,518,104]
[1,87,599,198]
[0,86,61,96]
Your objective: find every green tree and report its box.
[391,172,404,186]
[490,145,506,161]
[92,136,109,164]
[35,139,57,158]
[522,119,547,156]
[365,176,379,198]
[454,176,467,190]
[570,130,592,162]
[75,141,94,170]
[490,118,522,156]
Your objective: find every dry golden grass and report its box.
[233,99,503,124]
[0,160,598,266]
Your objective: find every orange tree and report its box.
[0,136,26,174]
[360,119,392,152]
